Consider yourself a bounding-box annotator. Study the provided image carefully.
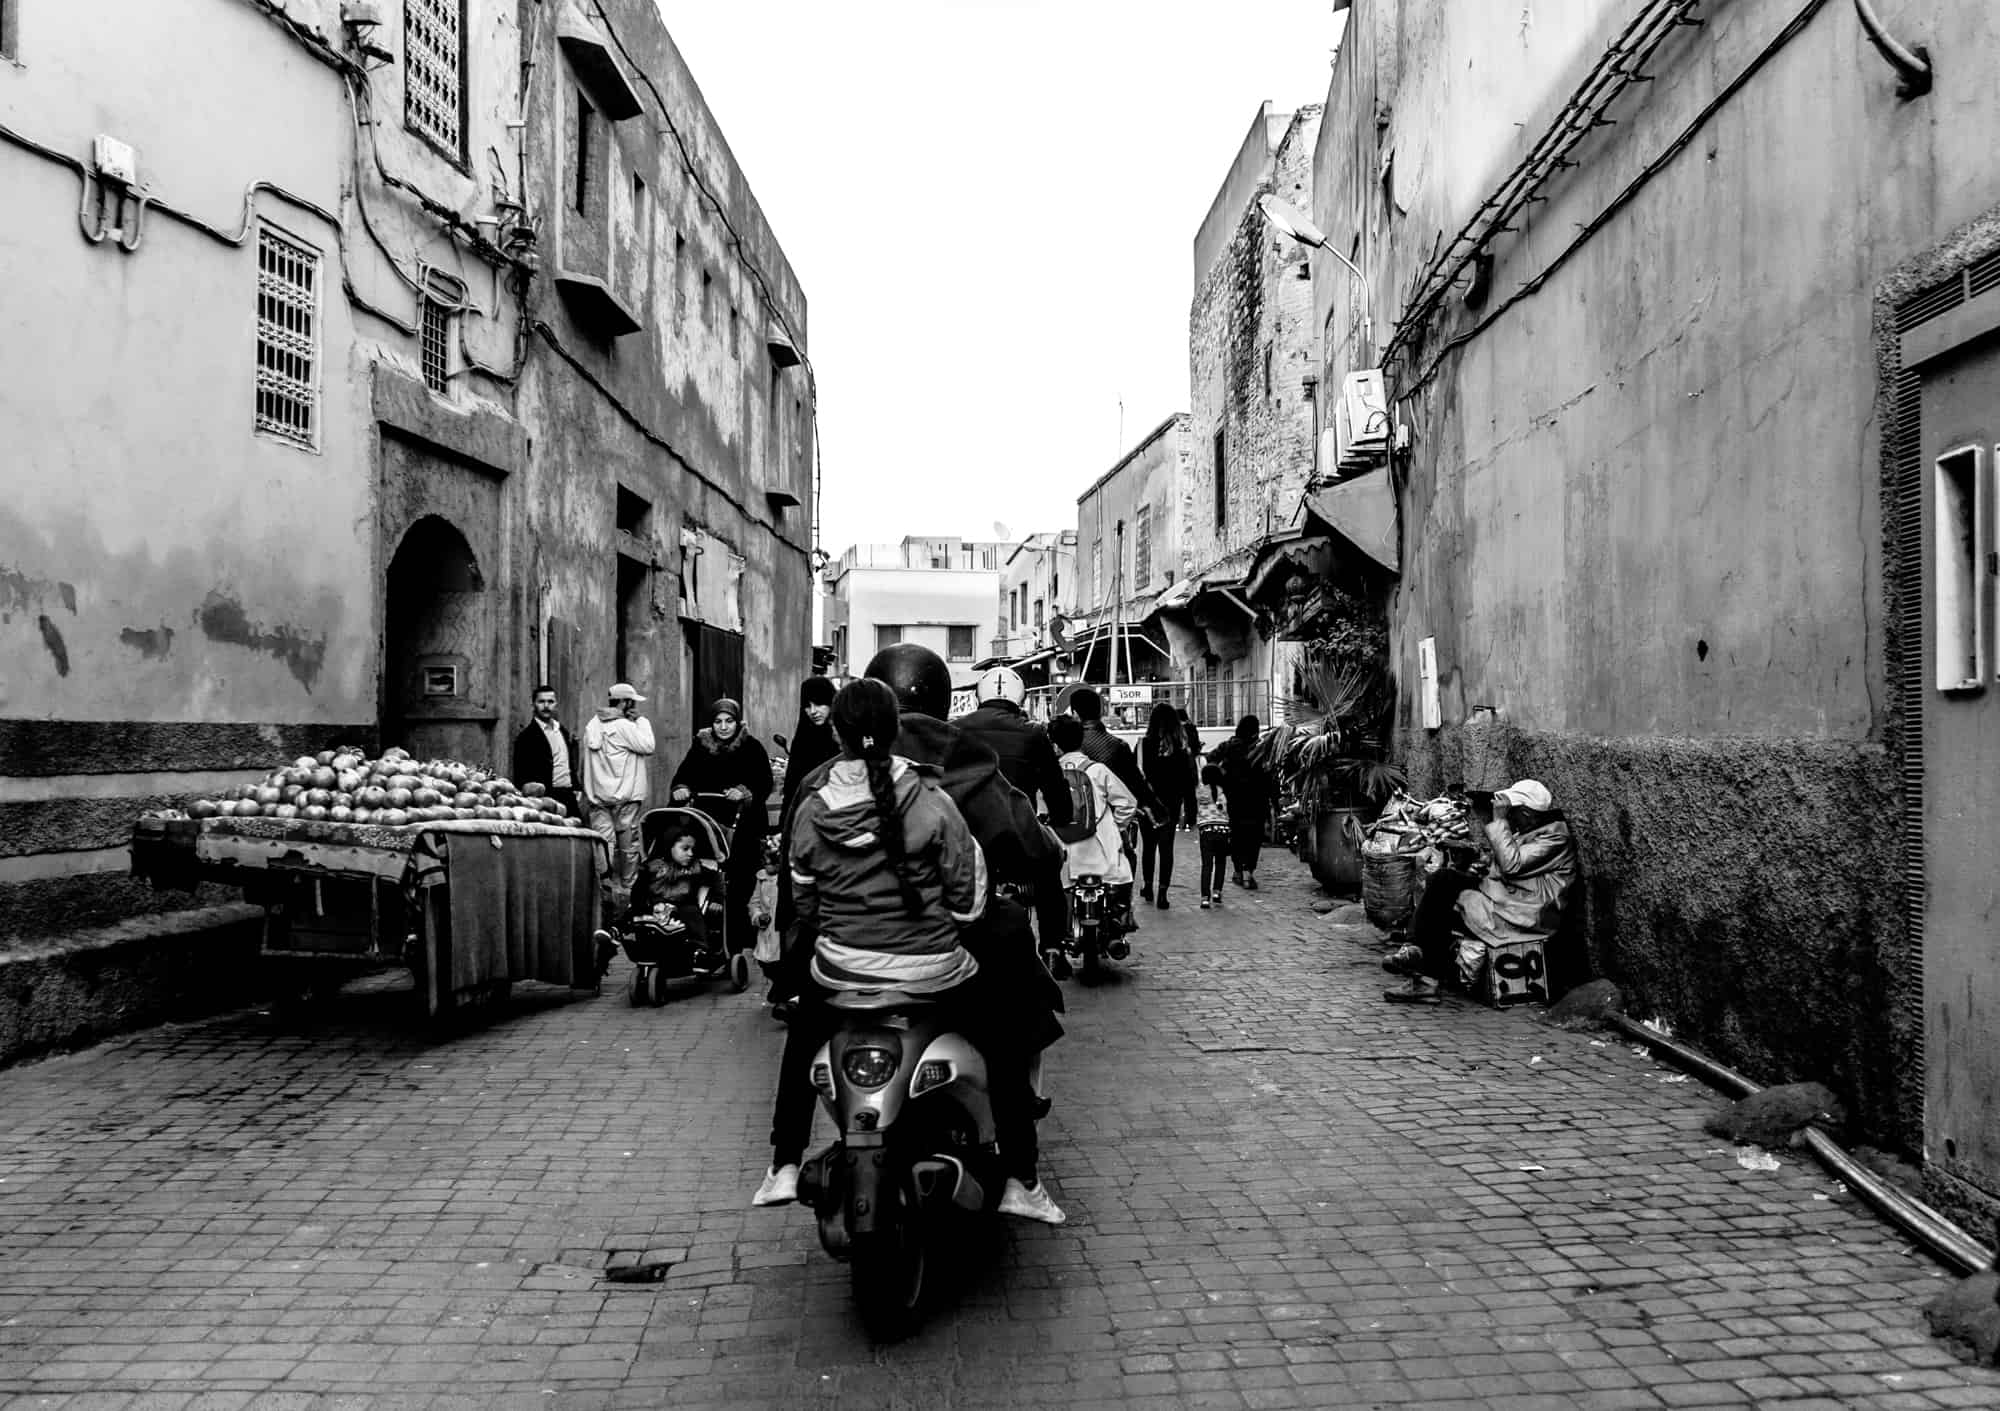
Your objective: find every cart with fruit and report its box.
[131,746,609,1018]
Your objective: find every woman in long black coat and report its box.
[669,697,773,953]
[773,675,839,937]
[1206,714,1272,890]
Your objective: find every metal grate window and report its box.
[405,0,464,157]
[421,299,452,394]
[255,228,319,446]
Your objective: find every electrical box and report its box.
[92,135,139,187]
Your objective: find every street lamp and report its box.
[1257,194,1373,353]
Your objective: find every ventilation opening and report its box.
[616,485,651,536]
[1899,274,1968,333]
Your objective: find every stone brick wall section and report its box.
[1187,108,1323,581]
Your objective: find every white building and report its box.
[825,538,1008,704]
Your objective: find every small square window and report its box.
[1934,445,1988,692]
[875,624,903,652]
[422,665,461,697]
[948,625,976,662]
[420,298,452,395]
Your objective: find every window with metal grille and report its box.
[405,0,465,158]
[255,228,319,447]
[1134,505,1152,590]
[421,298,452,394]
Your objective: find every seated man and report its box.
[1384,779,1579,1004]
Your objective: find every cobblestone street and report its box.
[1,854,1994,1410]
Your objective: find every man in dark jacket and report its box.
[957,666,1074,950]
[1068,687,1159,818]
[510,684,581,817]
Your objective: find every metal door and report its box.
[1920,340,2000,1200]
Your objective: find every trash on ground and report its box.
[1735,1147,1783,1172]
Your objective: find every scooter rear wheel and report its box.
[628,967,649,1007]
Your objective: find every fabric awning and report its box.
[1305,466,1398,575]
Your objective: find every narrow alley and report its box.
[2,856,1991,1410]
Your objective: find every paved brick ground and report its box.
[1,853,1995,1410]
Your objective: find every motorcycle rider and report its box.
[955,665,1073,951]
[1049,714,1140,969]
[752,678,1064,1224]
[1065,686,1156,935]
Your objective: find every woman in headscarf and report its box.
[670,697,774,957]
[1205,714,1272,890]
[751,679,1063,1224]
[770,676,841,1003]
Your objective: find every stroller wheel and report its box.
[648,966,672,1007]
[628,966,649,1007]
[727,951,752,994]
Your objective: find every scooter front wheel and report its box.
[849,1189,927,1341]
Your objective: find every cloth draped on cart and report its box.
[409,831,601,990]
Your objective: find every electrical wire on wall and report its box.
[1396,0,1835,400]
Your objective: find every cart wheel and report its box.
[629,967,649,1007]
[727,952,751,994]
[649,966,671,1007]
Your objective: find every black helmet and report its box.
[864,642,953,718]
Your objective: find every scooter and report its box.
[795,988,1004,1341]
[1059,874,1131,981]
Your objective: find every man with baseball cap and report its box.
[1383,778,1578,1003]
[583,683,656,938]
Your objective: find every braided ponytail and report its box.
[833,680,924,915]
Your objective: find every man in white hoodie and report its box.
[583,682,656,910]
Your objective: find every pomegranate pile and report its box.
[182,747,587,830]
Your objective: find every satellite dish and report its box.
[993,521,1013,541]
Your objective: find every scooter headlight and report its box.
[840,1046,899,1090]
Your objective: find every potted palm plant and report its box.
[1281,661,1402,893]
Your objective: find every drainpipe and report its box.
[1853,0,1933,98]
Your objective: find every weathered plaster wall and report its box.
[0,0,527,952]
[1314,0,2000,1148]
[518,0,813,781]
[1075,415,1191,620]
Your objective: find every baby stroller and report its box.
[615,804,753,1006]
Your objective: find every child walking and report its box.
[1196,765,1232,909]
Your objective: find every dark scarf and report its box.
[697,725,745,755]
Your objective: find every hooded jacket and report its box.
[954,700,1073,828]
[1456,815,1578,946]
[789,756,986,992]
[1055,750,1139,884]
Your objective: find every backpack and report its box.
[1052,761,1101,845]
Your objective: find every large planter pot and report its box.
[1310,806,1366,893]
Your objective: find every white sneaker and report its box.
[752,1164,799,1207]
[999,1178,1066,1225]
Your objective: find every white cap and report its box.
[608,683,646,703]
[1495,779,1553,811]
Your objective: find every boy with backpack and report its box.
[1195,764,1232,909]
[1047,715,1140,935]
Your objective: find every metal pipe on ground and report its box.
[1603,1013,1993,1277]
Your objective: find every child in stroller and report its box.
[597,808,753,1005]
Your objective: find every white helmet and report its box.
[975,665,1027,706]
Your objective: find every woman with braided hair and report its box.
[751,679,1063,1224]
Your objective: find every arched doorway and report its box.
[383,515,495,765]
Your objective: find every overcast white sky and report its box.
[657,1,1344,557]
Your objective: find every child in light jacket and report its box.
[1195,764,1232,908]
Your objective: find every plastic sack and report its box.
[1454,934,1488,989]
